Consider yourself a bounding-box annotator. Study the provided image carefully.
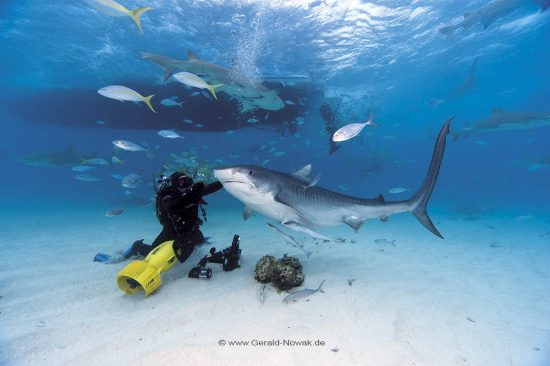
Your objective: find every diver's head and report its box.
[170,172,193,193]
[156,172,194,194]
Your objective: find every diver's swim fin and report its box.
[94,253,113,263]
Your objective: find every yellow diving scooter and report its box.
[117,240,177,296]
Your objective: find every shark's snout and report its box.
[213,167,235,182]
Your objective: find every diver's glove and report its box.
[123,239,145,259]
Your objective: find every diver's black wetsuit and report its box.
[130,172,223,263]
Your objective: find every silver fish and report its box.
[121,173,142,188]
[74,174,102,182]
[71,165,93,172]
[332,115,378,142]
[160,98,184,109]
[388,187,409,194]
[84,158,109,166]
[105,208,125,217]
[282,280,325,303]
[112,140,148,153]
[158,130,184,139]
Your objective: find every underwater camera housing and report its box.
[188,234,241,279]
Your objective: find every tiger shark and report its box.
[214,118,453,240]
[439,0,549,36]
[141,51,285,112]
[451,108,550,140]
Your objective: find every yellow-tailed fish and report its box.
[173,72,223,100]
[98,85,156,113]
[86,0,152,33]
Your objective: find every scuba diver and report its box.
[95,171,242,296]
[124,172,223,263]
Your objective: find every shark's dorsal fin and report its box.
[242,205,253,220]
[492,107,504,115]
[292,164,312,183]
[375,193,385,203]
[188,51,201,61]
[343,216,365,232]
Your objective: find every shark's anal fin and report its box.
[343,216,366,232]
[242,205,253,220]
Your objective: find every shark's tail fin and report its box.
[407,117,452,239]
[129,7,153,33]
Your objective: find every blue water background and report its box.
[0,0,549,217]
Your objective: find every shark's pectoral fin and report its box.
[274,194,314,228]
[343,216,366,232]
[242,205,254,220]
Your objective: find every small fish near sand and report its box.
[158,130,184,139]
[105,208,125,217]
[98,85,155,113]
[283,280,325,303]
[332,115,379,142]
[86,0,153,33]
[173,72,223,100]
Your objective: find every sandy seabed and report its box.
[1,205,549,366]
